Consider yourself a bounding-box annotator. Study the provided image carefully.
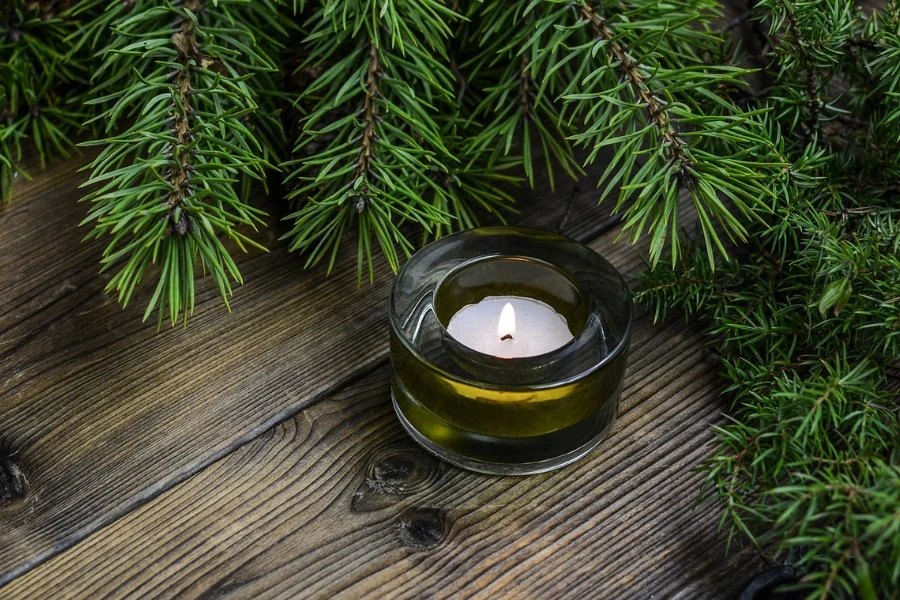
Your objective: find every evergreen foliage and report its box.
[281,0,517,280]
[1,0,89,202]
[637,1,900,596]
[79,0,288,325]
[1,1,898,595]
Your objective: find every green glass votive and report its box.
[389,226,633,475]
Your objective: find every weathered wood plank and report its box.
[1,308,761,599]
[1,204,761,599]
[0,151,619,584]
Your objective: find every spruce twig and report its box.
[0,0,90,202]
[530,0,781,266]
[80,0,287,325]
[282,0,516,280]
[778,0,820,135]
[578,3,695,190]
[353,41,379,215]
[464,1,581,190]
[635,5,900,587]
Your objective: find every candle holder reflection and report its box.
[389,227,632,475]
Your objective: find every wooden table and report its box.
[0,151,766,598]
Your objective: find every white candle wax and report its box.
[446,296,574,358]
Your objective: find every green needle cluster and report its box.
[1,0,90,202]
[637,1,900,596]
[281,0,517,281]
[79,0,287,325]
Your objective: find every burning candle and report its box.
[445,297,574,358]
[389,228,632,474]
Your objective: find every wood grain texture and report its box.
[0,317,758,599]
[0,151,620,584]
[0,209,762,599]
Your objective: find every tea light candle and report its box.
[446,296,574,358]
[390,227,633,474]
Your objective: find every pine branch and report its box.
[282,0,512,281]
[578,3,693,173]
[529,0,781,266]
[81,0,287,326]
[636,91,900,598]
[754,0,858,143]
[632,6,900,587]
[0,0,91,202]
[781,0,821,133]
[463,1,581,189]
[355,41,378,213]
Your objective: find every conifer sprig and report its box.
[282,0,514,281]
[639,223,900,597]
[636,2,900,594]
[463,1,582,190]
[80,0,287,326]
[0,0,89,202]
[524,0,783,266]
[759,0,856,138]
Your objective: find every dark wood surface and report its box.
[0,151,762,598]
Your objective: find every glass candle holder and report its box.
[389,226,633,475]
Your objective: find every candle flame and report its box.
[497,302,516,339]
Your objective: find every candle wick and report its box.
[500,334,514,342]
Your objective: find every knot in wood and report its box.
[396,507,446,551]
[373,455,415,488]
[0,454,27,503]
[352,444,443,513]
[366,445,441,496]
